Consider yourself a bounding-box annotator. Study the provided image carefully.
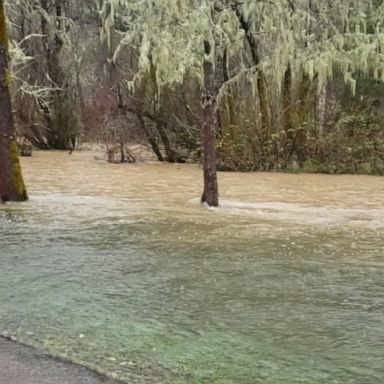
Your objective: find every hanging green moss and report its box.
[3,67,11,87]
[103,0,384,100]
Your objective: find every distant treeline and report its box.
[7,0,384,175]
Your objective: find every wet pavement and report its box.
[0,337,120,384]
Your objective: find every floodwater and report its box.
[0,151,383,384]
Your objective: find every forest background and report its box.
[5,0,384,176]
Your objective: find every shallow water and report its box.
[1,151,384,383]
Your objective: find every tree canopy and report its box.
[101,0,384,96]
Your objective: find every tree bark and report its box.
[282,64,295,165]
[201,41,219,207]
[233,7,272,143]
[295,73,311,168]
[222,47,237,141]
[0,1,27,202]
[137,114,164,161]
[155,121,178,163]
[40,0,77,150]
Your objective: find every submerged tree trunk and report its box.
[0,1,27,202]
[201,41,219,207]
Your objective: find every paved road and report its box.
[0,337,121,384]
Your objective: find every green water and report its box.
[1,153,383,384]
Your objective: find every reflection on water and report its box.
[1,151,384,383]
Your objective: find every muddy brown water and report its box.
[1,151,383,383]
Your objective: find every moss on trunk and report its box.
[0,1,8,51]
[0,0,28,202]
[10,140,28,200]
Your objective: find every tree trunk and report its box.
[282,64,295,165]
[201,41,219,207]
[233,7,272,147]
[0,1,27,202]
[295,73,311,168]
[40,0,77,150]
[137,114,164,162]
[222,48,237,141]
[155,121,177,163]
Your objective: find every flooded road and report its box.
[1,151,384,383]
